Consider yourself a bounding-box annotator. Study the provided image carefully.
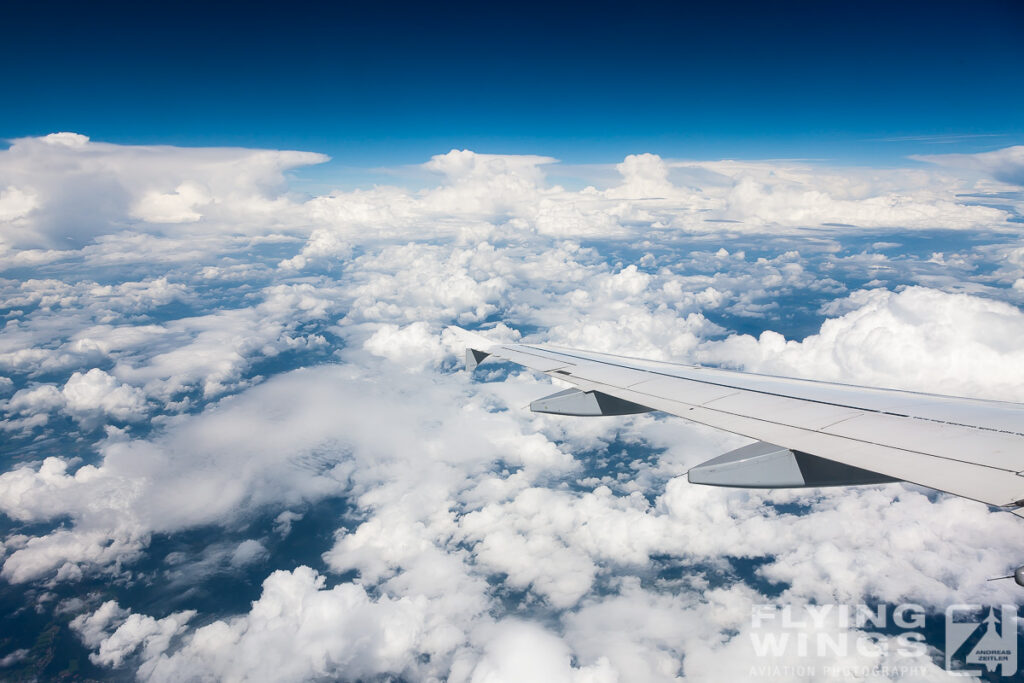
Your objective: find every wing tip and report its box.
[448,326,495,371]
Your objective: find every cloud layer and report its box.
[1,135,1023,680]
[0,133,327,248]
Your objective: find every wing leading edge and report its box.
[451,327,1024,512]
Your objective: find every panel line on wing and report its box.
[579,378,1024,506]
[514,344,1024,438]
[616,379,1023,476]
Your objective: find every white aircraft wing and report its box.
[452,327,1024,512]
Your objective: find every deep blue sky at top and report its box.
[2,0,1023,169]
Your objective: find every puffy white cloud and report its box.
[70,600,195,668]
[134,567,427,682]
[454,620,617,683]
[699,286,1024,401]
[0,525,149,585]
[39,132,90,148]
[93,610,196,668]
[229,539,269,568]
[84,277,188,313]
[458,485,654,608]
[915,145,1024,186]
[5,383,64,416]
[132,182,212,224]
[0,648,29,668]
[0,133,327,248]
[302,150,562,245]
[420,149,558,217]
[70,599,130,648]
[609,152,677,198]
[277,227,351,270]
[62,368,148,425]
[0,186,37,221]
[721,173,1004,229]
[363,321,448,370]
[273,510,302,537]
[656,157,1010,231]
[339,242,510,326]
[2,368,148,430]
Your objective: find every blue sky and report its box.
[3,0,1023,167]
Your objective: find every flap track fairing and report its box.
[530,388,653,417]
[688,441,899,488]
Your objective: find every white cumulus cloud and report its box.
[0,133,328,248]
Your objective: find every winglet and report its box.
[466,348,490,371]
[448,326,496,372]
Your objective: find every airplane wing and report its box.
[452,327,1024,513]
